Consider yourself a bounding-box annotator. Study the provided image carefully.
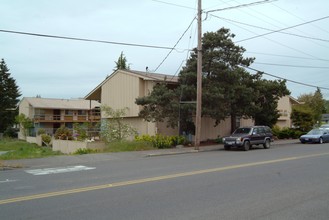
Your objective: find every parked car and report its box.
[299,128,329,144]
[223,126,273,151]
[320,124,329,129]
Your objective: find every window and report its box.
[78,110,86,115]
[65,110,73,115]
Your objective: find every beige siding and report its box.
[200,117,253,141]
[102,72,140,117]
[276,96,294,128]
[19,98,32,118]
[157,121,179,136]
[18,98,32,139]
[121,117,157,138]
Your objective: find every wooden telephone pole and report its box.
[195,0,202,150]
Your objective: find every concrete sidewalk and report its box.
[1,139,299,169]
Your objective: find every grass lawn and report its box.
[0,138,62,160]
[103,141,156,152]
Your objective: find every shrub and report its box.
[135,134,186,149]
[135,134,153,142]
[273,126,305,139]
[54,126,73,140]
[215,137,223,144]
[37,128,46,135]
[73,123,88,141]
[170,135,187,146]
[74,148,97,155]
[3,127,18,138]
[41,134,52,146]
[152,134,173,149]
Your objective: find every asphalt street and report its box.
[1,140,329,219]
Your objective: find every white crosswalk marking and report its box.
[25,165,96,175]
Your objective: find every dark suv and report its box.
[223,126,273,151]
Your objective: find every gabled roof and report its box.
[21,97,100,110]
[85,69,179,100]
[288,96,300,105]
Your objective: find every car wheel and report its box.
[224,145,231,151]
[319,137,323,144]
[243,141,250,151]
[263,139,271,149]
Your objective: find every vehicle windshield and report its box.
[307,129,323,135]
[233,128,251,134]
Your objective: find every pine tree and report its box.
[114,52,130,71]
[0,59,21,133]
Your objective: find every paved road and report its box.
[1,141,329,219]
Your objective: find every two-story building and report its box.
[18,97,101,139]
[276,95,300,128]
[85,69,253,141]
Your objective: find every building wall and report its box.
[97,71,255,141]
[18,98,32,139]
[19,98,32,118]
[101,72,140,117]
[157,121,179,136]
[277,96,294,128]
[200,117,253,141]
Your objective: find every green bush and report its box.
[135,134,186,149]
[74,148,97,155]
[41,134,52,146]
[170,135,187,146]
[54,126,73,140]
[73,123,88,141]
[273,126,305,139]
[37,128,46,135]
[215,137,223,144]
[3,127,18,138]
[152,134,173,149]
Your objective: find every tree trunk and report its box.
[231,114,236,133]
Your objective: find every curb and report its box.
[146,150,199,157]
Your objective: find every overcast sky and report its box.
[1,0,329,100]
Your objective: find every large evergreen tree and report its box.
[0,59,21,133]
[114,51,130,71]
[298,88,326,124]
[136,28,289,133]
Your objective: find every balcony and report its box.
[33,114,101,123]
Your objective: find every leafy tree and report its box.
[324,100,329,113]
[0,59,21,133]
[252,77,290,127]
[114,51,130,71]
[15,113,33,138]
[136,28,289,133]
[291,105,314,131]
[100,105,137,142]
[298,88,325,124]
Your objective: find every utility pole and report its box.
[195,0,202,150]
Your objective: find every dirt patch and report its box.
[0,161,23,170]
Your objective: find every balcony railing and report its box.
[33,114,101,122]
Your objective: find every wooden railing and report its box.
[33,114,101,122]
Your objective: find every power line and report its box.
[0,29,177,51]
[210,14,325,60]
[211,16,329,43]
[271,2,329,34]
[253,62,329,69]
[241,65,329,91]
[151,0,196,10]
[206,0,276,13]
[246,51,329,62]
[235,15,329,43]
[154,17,196,72]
